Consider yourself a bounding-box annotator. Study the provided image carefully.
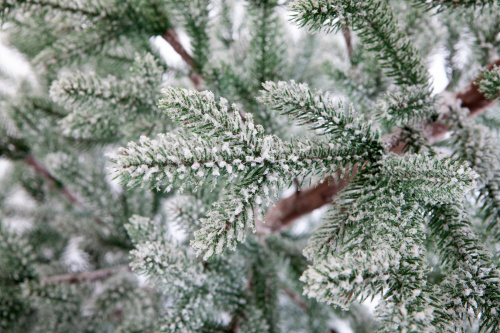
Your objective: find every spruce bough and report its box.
[2,0,500,332]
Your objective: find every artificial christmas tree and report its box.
[1,0,500,332]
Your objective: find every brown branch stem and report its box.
[41,266,129,284]
[282,286,307,312]
[161,29,203,91]
[24,153,81,205]
[24,153,105,225]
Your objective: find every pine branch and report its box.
[112,87,363,259]
[457,59,500,116]
[264,59,500,233]
[289,0,430,86]
[476,64,500,100]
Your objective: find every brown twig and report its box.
[161,29,204,91]
[41,266,130,284]
[343,26,354,63]
[24,153,105,225]
[263,59,500,233]
[24,153,81,205]
[282,286,307,312]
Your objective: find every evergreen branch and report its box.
[130,239,206,295]
[158,87,263,147]
[114,87,368,258]
[457,59,500,116]
[429,204,500,331]
[378,154,478,205]
[302,188,439,330]
[304,154,477,262]
[476,65,500,100]
[0,222,37,282]
[376,84,436,127]
[162,29,204,90]
[289,0,429,86]
[301,155,476,329]
[451,123,500,186]
[50,53,163,139]
[50,53,162,110]
[265,59,500,233]
[1,0,116,18]
[479,174,500,242]
[112,130,358,259]
[248,0,285,89]
[181,0,210,74]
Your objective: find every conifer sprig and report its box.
[429,204,500,331]
[413,0,496,11]
[289,0,429,86]
[304,154,477,261]
[476,65,500,100]
[376,84,436,127]
[158,87,262,147]
[50,53,163,139]
[302,155,478,330]
[258,80,383,155]
[114,87,365,259]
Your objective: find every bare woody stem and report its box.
[263,59,500,233]
[24,153,105,225]
[24,153,81,205]
[162,29,204,91]
[41,266,130,284]
[343,27,354,63]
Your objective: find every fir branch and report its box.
[289,0,429,86]
[378,154,478,205]
[479,174,500,242]
[376,84,436,127]
[303,154,477,262]
[257,80,383,155]
[50,53,163,139]
[301,154,477,330]
[130,239,206,295]
[113,86,366,258]
[301,188,437,329]
[265,59,500,233]
[1,0,116,18]
[158,87,262,146]
[248,0,285,88]
[476,65,500,100]
[451,123,500,187]
[413,0,496,11]
[429,203,500,331]
[0,222,37,282]
[457,59,500,116]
